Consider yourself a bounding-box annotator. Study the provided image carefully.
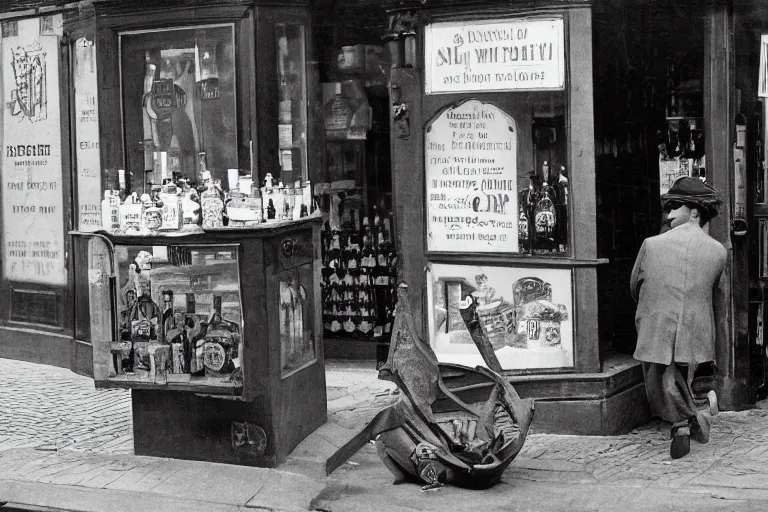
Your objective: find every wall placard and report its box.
[426,263,574,371]
[1,16,66,285]
[425,99,518,253]
[74,37,101,231]
[425,17,565,95]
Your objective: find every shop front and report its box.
[0,0,329,467]
[381,0,653,435]
[375,0,765,433]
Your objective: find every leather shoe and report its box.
[670,426,690,459]
[690,413,710,444]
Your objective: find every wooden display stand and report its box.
[73,218,325,467]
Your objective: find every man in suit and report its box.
[631,177,726,459]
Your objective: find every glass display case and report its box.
[107,242,243,389]
[74,217,325,466]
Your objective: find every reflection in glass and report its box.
[110,244,242,388]
[119,24,237,194]
[276,24,308,186]
[280,268,315,374]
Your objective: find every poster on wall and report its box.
[74,37,101,231]
[426,263,574,371]
[424,17,565,95]
[1,16,66,285]
[425,99,519,253]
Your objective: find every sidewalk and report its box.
[0,357,395,512]
[314,407,768,512]
[7,356,768,511]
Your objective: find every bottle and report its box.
[275,181,285,220]
[267,198,276,220]
[101,190,120,231]
[262,173,274,220]
[292,188,302,220]
[201,182,224,228]
[534,183,556,238]
[302,180,312,214]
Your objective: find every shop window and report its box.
[103,242,243,387]
[424,92,569,256]
[118,24,238,195]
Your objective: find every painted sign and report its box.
[2,17,66,285]
[426,263,574,371]
[74,37,101,231]
[424,17,565,95]
[425,99,518,253]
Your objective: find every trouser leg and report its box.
[642,362,697,425]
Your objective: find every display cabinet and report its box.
[73,218,325,467]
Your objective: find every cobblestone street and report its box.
[0,358,133,454]
[8,356,768,511]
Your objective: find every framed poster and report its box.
[425,99,519,253]
[424,17,565,95]
[1,16,67,285]
[426,263,574,371]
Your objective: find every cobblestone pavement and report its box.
[6,356,768,496]
[511,407,768,491]
[0,358,133,454]
[0,358,397,457]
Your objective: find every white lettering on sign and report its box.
[425,100,519,253]
[1,16,67,285]
[425,17,565,95]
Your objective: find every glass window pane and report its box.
[521,91,569,255]
[110,243,242,389]
[277,24,308,186]
[119,24,237,194]
[424,91,569,255]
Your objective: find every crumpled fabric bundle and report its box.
[369,284,534,490]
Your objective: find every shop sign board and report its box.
[1,16,67,285]
[424,17,565,95]
[425,99,518,253]
[74,37,102,232]
[426,263,574,371]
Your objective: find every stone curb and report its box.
[0,449,325,512]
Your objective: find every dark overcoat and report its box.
[630,222,727,365]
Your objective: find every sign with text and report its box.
[74,37,101,231]
[425,17,565,95]
[425,99,518,253]
[2,17,66,285]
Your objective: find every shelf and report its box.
[96,374,242,394]
[666,116,704,121]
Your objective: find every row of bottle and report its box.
[320,219,397,339]
[100,168,317,235]
[517,161,569,254]
[322,279,396,337]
